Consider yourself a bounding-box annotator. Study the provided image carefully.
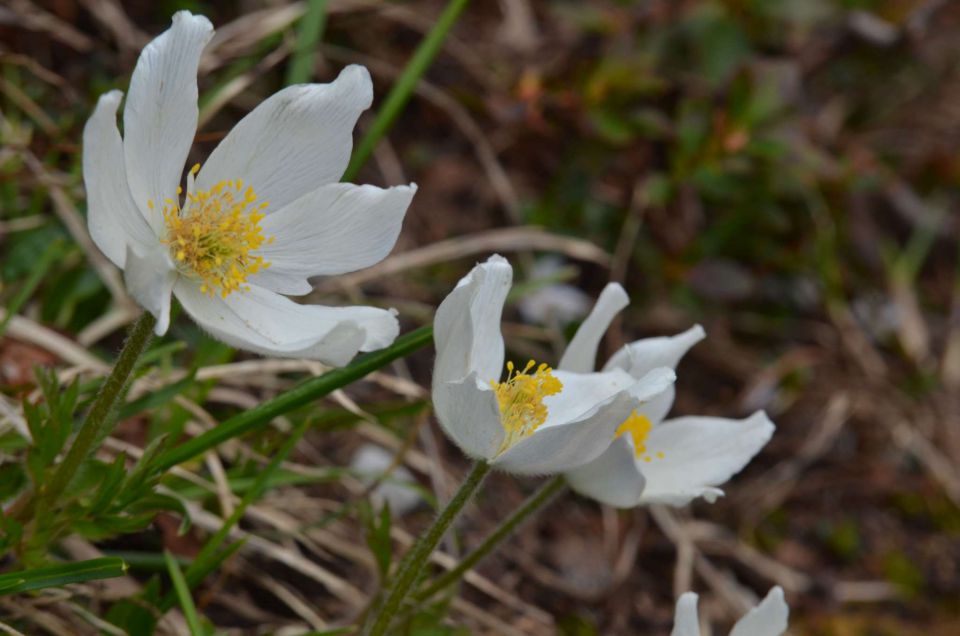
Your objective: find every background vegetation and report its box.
[1,0,958,633]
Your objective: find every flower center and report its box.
[616,411,664,463]
[490,360,563,453]
[156,164,273,297]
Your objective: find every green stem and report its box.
[41,312,156,511]
[364,460,491,636]
[342,0,472,182]
[414,476,566,604]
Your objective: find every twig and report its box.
[315,227,611,295]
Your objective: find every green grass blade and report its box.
[163,550,204,636]
[342,0,472,182]
[0,557,127,595]
[103,551,191,573]
[157,541,244,613]
[285,0,329,86]
[154,325,432,471]
[116,373,196,421]
[0,239,64,339]
[157,417,314,612]
[187,417,311,569]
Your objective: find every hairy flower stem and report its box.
[364,460,491,636]
[413,475,567,605]
[34,312,156,518]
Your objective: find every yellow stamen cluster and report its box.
[491,360,563,453]
[616,411,664,463]
[159,164,273,297]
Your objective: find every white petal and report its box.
[540,368,635,428]
[124,246,177,335]
[433,374,505,461]
[123,11,213,234]
[603,325,705,424]
[432,255,511,386]
[600,365,679,440]
[174,281,397,365]
[671,593,701,636]
[492,371,640,475]
[565,436,646,508]
[634,385,675,427]
[637,412,775,506]
[558,283,629,372]
[493,391,637,475]
[254,183,416,295]
[196,65,373,212]
[82,90,156,267]
[729,587,789,636]
[624,367,678,404]
[604,325,706,378]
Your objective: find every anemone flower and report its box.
[83,11,416,365]
[672,587,789,636]
[431,255,675,475]
[561,284,775,507]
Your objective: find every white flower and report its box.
[563,286,775,507]
[350,444,422,516]
[83,11,416,365]
[672,587,789,636]
[431,255,675,475]
[517,256,592,325]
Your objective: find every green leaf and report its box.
[86,453,128,513]
[0,462,26,502]
[0,557,127,595]
[115,433,171,507]
[164,551,205,636]
[0,514,23,555]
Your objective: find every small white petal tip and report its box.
[337,64,373,109]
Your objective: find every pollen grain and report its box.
[490,360,562,454]
[616,411,660,461]
[160,172,273,297]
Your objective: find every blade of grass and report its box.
[180,420,308,592]
[116,373,196,421]
[163,551,204,636]
[895,206,944,282]
[157,416,314,612]
[103,551,191,573]
[0,557,127,595]
[285,0,328,85]
[0,238,64,339]
[342,0,472,181]
[153,325,433,471]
